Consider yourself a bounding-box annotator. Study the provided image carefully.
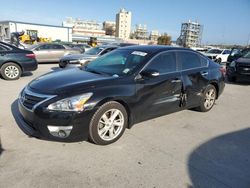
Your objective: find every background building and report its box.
[115,8,132,39]
[63,17,105,37]
[133,24,148,40]
[103,21,116,36]
[0,20,72,42]
[177,20,203,47]
[149,30,159,41]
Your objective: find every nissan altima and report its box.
[17,45,225,145]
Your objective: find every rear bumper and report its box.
[22,59,38,72]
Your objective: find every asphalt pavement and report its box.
[0,64,250,188]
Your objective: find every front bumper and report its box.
[59,59,80,68]
[17,99,96,142]
[226,66,250,78]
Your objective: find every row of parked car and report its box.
[193,47,250,82]
[0,40,249,82]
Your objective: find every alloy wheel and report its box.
[204,88,216,110]
[97,109,124,141]
[4,65,19,79]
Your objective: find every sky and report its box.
[0,0,250,45]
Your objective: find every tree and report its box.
[157,33,172,45]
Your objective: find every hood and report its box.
[28,68,114,94]
[236,57,250,64]
[61,54,98,61]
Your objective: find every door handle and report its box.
[201,72,208,76]
[171,78,181,83]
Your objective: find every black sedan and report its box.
[0,42,37,80]
[16,45,225,145]
[226,51,250,82]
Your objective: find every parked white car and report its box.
[204,49,231,63]
[215,49,231,63]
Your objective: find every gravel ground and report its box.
[0,64,250,188]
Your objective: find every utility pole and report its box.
[247,32,250,47]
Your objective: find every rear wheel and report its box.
[89,101,128,145]
[196,84,217,112]
[217,58,222,64]
[1,63,22,80]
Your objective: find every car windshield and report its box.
[85,49,148,76]
[231,48,250,57]
[207,49,222,54]
[84,46,103,55]
[243,51,250,58]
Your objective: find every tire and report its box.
[59,64,66,68]
[217,58,222,64]
[1,62,22,80]
[196,84,217,112]
[227,75,236,82]
[89,101,128,145]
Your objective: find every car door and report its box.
[177,51,209,108]
[134,51,183,122]
[0,44,8,65]
[49,44,66,62]
[33,44,51,62]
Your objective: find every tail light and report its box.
[26,53,36,59]
[219,66,226,76]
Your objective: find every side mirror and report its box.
[140,69,160,78]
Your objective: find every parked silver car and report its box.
[59,45,118,68]
[28,43,81,63]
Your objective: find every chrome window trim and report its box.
[138,49,209,77]
[19,87,56,112]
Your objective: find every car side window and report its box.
[37,45,50,50]
[178,51,203,70]
[145,52,177,74]
[52,44,65,50]
[223,50,230,55]
[200,56,208,67]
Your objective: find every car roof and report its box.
[97,45,118,49]
[0,41,19,50]
[120,45,189,53]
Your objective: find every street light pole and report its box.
[247,32,250,47]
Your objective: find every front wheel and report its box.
[89,101,128,145]
[1,63,22,80]
[196,85,217,112]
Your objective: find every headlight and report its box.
[47,93,93,112]
[230,61,236,67]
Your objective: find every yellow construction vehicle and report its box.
[88,37,97,47]
[19,34,37,44]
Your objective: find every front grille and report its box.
[237,63,250,74]
[20,88,55,111]
[22,93,47,110]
